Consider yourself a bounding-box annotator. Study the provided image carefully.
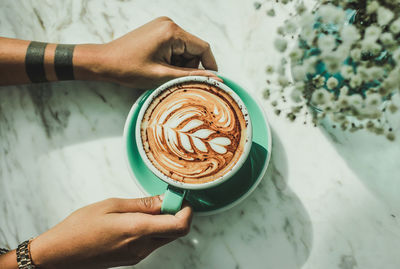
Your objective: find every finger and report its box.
[180,30,218,71]
[183,57,200,69]
[151,237,176,248]
[160,64,222,82]
[176,202,193,224]
[138,203,193,238]
[106,195,163,214]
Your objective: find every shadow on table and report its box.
[320,121,400,215]
[1,82,314,268]
[133,128,313,269]
[23,80,143,152]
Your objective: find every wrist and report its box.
[73,43,106,82]
[29,237,48,268]
[0,250,18,269]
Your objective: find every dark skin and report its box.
[0,16,221,268]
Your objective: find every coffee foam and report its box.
[140,82,247,184]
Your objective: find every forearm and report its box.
[0,250,18,269]
[0,37,102,86]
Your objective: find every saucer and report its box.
[124,75,272,215]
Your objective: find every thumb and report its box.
[161,65,223,82]
[106,195,164,214]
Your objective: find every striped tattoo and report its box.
[25,41,48,83]
[54,44,76,81]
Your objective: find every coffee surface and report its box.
[140,82,248,184]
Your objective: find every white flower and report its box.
[289,48,303,61]
[277,64,285,75]
[300,28,316,45]
[377,7,394,26]
[266,9,275,17]
[326,76,339,89]
[348,94,364,110]
[341,65,354,79]
[311,88,332,105]
[294,81,305,92]
[265,65,274,74]
[323,56,341,73]
[380,32,394,46]
[290,89,303,103]
[331,8,346,25]
[392,49,400,63]
[381,69,400,91]
[304,56,318,74]
[367,1,379,14]
[313,75,326,88]
[292,65,306,81]
[318,4,337,22]
[339,86,349,96]
[278,76,289,87]
[365,92,382,108]
[350,48,362,61]
[356,65,369,81]
[274,38,288,52]
[361,39,382,55]
[284,20,298,34]
[350,74,362,89]
[300,13,315,28]
[335,44,351,62]
[367,67,385,81]
[296,3,307,15]
[337,94,350,109]
[390,18,400,34]
[318,34,336,53]
[277,26,285,36]
[340,25,360,44]
[365,25,382,41]
[318,4,345,24]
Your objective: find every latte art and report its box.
[140,82,248,184]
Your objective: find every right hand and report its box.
[30,196,192,269]
[79,16,221,89]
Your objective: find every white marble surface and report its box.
[1,0,400,268]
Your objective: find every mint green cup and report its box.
[133,76,252,214]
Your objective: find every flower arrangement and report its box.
[258,0,400,141]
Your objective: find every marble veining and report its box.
[1,0,400,268]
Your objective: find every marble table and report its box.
[1,0,400,268]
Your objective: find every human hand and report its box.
[29,196,192,269]
[77,16,221,89]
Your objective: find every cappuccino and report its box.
[140,82,248,184]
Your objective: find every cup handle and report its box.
[161,186,187,214]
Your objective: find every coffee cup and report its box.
[134,76,252,214]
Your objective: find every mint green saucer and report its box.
[124,75,271,215]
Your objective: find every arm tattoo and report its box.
[25,41,48,83]
[54,44,76,81]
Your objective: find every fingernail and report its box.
[159,194,165,201]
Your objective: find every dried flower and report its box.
[274,38,288,52]
[341,25,360,44]
[266,9,275,17]
[264,0,399,140]
[365,25,382,42]
[341,65,354,79]
[318,35,336,53]
[377,6,394,26]
[326,77,339,89]
[292,65,306,81]
[312,89,332,106]
[390,18,400,34]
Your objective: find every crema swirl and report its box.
[140,82,248,184]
